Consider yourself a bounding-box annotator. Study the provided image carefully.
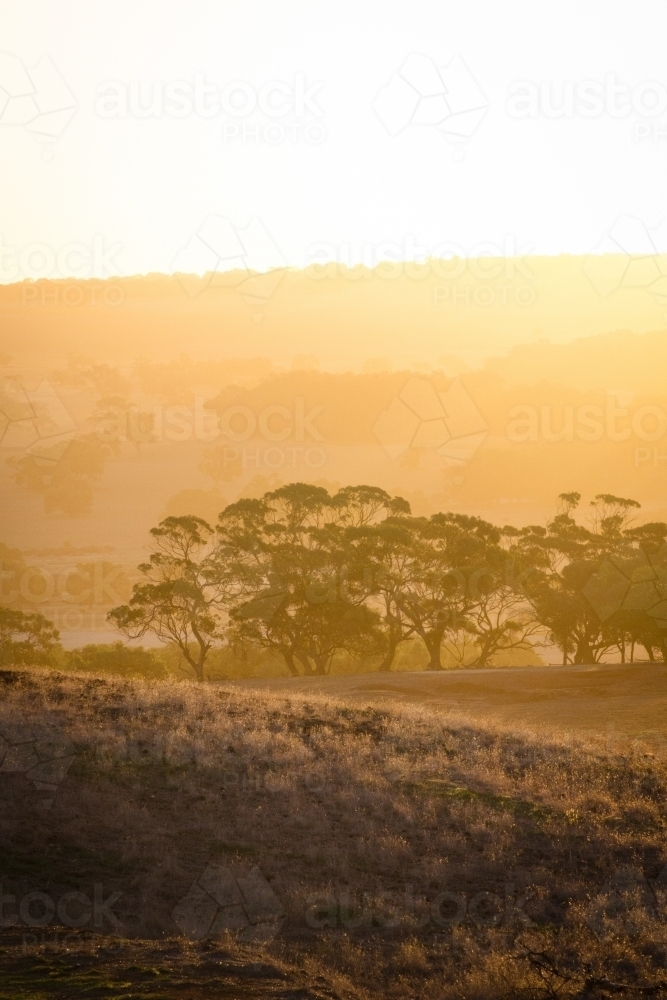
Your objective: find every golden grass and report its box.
[237,662,667,745]
[1,663,667,998]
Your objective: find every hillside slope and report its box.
[1,666,667,997]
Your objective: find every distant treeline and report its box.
[10,338,667,521]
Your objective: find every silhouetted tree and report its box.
[108,516,231,681]
[0,607,59,665]
[109,483,667,677]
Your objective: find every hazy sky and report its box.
[1,1,667,280]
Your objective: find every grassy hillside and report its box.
[238,663,667,746]
[1,665,667,998]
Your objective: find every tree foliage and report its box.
[0,607,60,665]
[108,484,667,679]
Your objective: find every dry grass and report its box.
[236,662,667,746]
[1,664,667,998]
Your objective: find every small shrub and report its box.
[64,642,168,679]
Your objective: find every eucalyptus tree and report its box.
[108,515,231,681]
[371,512,497,671]
[521,492,655,665]
[0,607,60,665]
[219,483,405,675]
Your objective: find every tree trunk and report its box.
[182,647,205,681]
[295,650,315,676]
[282,650,300,677]
[378,639,398,672]
[185,655,204,681]
[424,631,444,670]
[195,652,206,681]
[574,640,594,664]
[474,634,496,668]
[312,653,329,676]
[379,622,401,672]
[189,627,208,681]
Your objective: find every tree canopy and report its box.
[107,484,667,680]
